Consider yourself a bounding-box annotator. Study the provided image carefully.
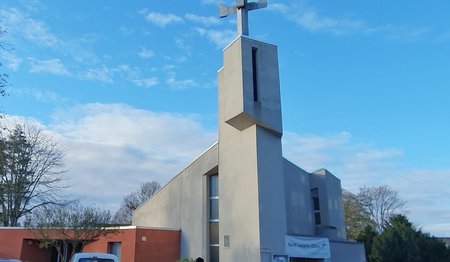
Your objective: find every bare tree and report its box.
[26,202,116,262]
[342,189,374,240]
[113,181,161,224]
[357,185,407,232]
[0,26,11,97]
[0,122,68,226]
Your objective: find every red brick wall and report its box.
[83,228,137,261]
[0,227,181,262]
[134,228,180,262]
[82,228,180,262]
[0,228,25,259]
[20,239,51,262]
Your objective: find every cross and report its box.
[219,0,268,36]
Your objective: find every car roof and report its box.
[70,253,118,261]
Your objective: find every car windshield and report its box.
[78,259,114,262]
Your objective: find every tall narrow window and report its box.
[252,47,258,102]
[311,188,321,225]
[209,174,219,262]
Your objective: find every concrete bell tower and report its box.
[218,1,287,261]
[219,36,282,136]
[133,2,366,261]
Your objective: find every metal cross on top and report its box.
[219,0,267,36]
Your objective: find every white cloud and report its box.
[354,149,403,162]
[163,54,188,65]
[387,168,450,236]
[175,37,192,52]
[28,57,70,76]
[166,76,197,89]
[137,8,148,16]
[119,26,136,36]
[33,90,62,103]
[80,64,159,88]
[270,3,431,41]
[162,64,176,72]
[145,12,184,28]
[82,66,113,83]
[283,131,352,171]
[1,52,23,71]
[0,8,59,47]
[201,0,220,5]
[195,27,236,48]
[15,88,66,104]
[270,3,365,35]
[370,25,431,42]
[282,131,404,190]
[47,103,217,210]
[113,64,140,80]
[132,77,159,88]
[165,71,197,89]
[138,47,155,59]
[18,0,46,12]
[0,6,102,70]
[185,13,221,26]
[23,17,59,46]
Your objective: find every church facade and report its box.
[133,2,366,261]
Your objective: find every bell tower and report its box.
[218,1,287,261]
[219,36,282,136]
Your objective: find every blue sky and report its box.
[1,0,449,236]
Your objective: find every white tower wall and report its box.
[218,36,287,262]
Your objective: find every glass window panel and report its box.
[209,175,218,197]
[209,222,219,245]
[311,188,318,197]
[313,197,320,211]
[210,198,219,220]
[314,212,321,225]
[210,246,219,262]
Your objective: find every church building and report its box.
[133,1,366,261]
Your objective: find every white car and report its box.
[69,253,119,262]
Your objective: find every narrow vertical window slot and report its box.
[252,47,258,102]
[209,174,219,262]
[311,188,321,225]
